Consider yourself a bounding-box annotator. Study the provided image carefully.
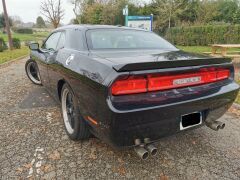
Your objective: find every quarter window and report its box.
[65,29,84,50]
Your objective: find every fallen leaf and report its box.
[48,150,61,160]
[41,164,54,173]
[160,173,169,180]
[24,163,32,169]
[118,166,126,176]
[16,167,23,173]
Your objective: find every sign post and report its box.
[123,5,128,26]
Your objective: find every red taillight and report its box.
[111,76,147,95]
[216,69,230,80]
[111,68,230,96]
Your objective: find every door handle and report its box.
[66,54,75,65]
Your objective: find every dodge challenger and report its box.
[26,25,239,159]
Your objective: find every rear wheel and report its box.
[25,59,42,85]
[61,83,90,140]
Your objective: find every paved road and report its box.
[0,58,240,180]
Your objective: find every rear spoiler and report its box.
[113,58,232,72]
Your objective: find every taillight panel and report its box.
[111,68,230,96]
[111,76,147,95]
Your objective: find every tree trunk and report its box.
[2,0,13,50]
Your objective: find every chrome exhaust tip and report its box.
[145,144,158,156]
[215,121,225,129]
[206,121,225,131]
[134,146,149,160]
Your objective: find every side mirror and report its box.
[29,43,39,51]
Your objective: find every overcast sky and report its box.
[0,0,75,24]
[0,0,151,25]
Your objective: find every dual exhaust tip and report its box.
[134,120,226,159]
[206,121,225,131]
[134,138,157,160]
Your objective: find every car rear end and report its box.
[85,27,239,149]
[105,59,239,148]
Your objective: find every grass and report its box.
[177,46,240,54]
[0,47,29,64]
[236,80,240,105]
[0,31,49,42]
[177,46,211,53]
[0,31,48,64]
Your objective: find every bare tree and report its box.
[40,0,64,28]
[2,0,13,50]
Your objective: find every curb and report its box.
[232,103,240,110]
[0,55,28,69]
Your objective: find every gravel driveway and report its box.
[0,58,240,180]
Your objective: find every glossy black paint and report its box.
[29,25,240,148]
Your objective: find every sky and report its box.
[0,0,151,25]
[0,0,75,24]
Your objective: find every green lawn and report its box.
[0,47,29,64]
[177,46,211,53]
[0,31,49,42]
[178,45,240,54]
[0,31,48,64]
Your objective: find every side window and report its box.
[42,32,61,51]
[65,29,84,50]
[56,32,66,50]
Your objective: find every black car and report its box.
[26,25,239,159]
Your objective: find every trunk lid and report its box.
[91,50,232,72]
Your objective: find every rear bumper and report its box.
[92,82,240,148]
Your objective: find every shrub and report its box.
[13,38,21,49]
[165,25,240,46]
[0,38,8,52]
[16,28,33,34]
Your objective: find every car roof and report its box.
[54,24,149,32]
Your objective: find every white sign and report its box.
[127,16,153,31]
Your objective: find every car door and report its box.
[36,32,61,89]
[47,31,68,100]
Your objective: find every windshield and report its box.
[86,29,177,50]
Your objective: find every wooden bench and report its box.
[210,44,240,58]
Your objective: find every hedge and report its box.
[16,28,33,34]
[13,38,21,49]
[0,38,8,52]
[165,25,240,46]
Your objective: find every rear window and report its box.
[86,29,177,50]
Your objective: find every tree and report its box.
[195,0,219,24]
[2,0,13,50]
[0,13,13,29]
[36,16,46,28]
[154,0,187,29]
[71,0,88,23]
[177,0,200,23]
[40,0,64,28]
[215,0,239,23]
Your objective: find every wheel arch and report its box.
[57,79,78,102]
[57,79,66,101]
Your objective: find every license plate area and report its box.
[180,112,202,130]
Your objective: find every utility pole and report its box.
[2,0,13,50]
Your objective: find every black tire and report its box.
[61,83,90,140]
[25,59,42,85]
